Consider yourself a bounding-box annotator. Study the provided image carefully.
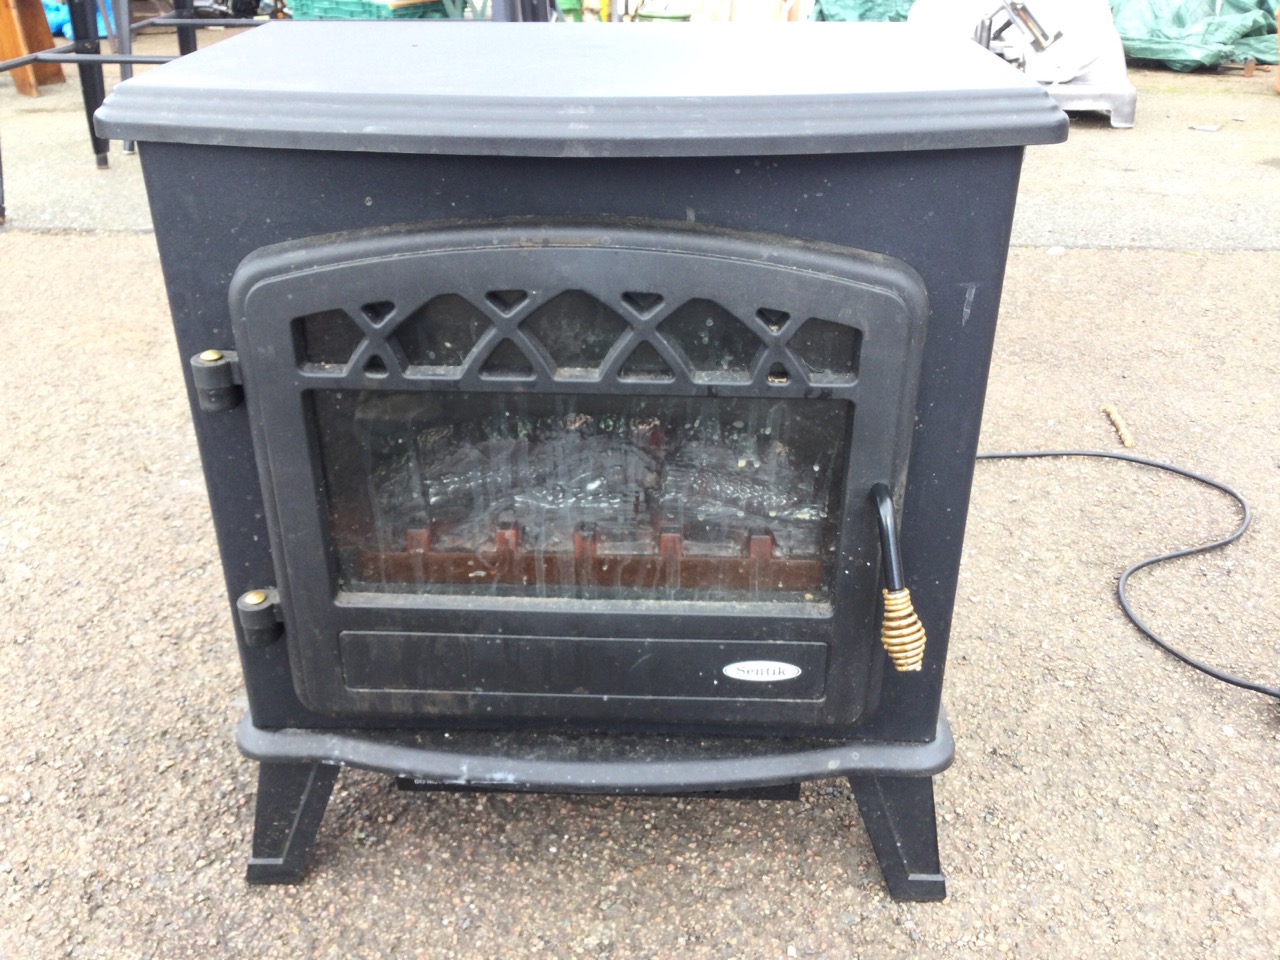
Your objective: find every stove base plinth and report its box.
[236,712,952,899]
[850,774,947,902]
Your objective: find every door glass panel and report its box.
[314,391,851,603]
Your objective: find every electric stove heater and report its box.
[96,20,1066,901]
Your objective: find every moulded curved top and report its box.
[95,21,1067,158]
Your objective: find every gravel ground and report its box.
[2,43,1279,960]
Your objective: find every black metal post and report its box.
[519,0,551,20]
[245,761,339,884]
[849,775,946,901]
[66,0,111,168]
[174,0,199,56]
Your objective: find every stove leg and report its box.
[849,774,946,902]
[245,761,339,884]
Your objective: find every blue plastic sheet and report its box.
[43,0,114,39]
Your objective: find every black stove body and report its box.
[97,21,1065,901]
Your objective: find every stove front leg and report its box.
[849,774,946,902]
[245,760,339,884]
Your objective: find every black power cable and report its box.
[976,450,1279,701]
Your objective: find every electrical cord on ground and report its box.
[975,450,1279,701]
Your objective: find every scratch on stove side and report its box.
[960,282,978,326]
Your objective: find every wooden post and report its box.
[0,0,67,97]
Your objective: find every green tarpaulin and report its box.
[811,0,914,22]
[1111,1,1277,70]
[811,0,1278,71]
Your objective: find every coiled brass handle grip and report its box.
[871,483,927,673]
[880,587,926,672]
